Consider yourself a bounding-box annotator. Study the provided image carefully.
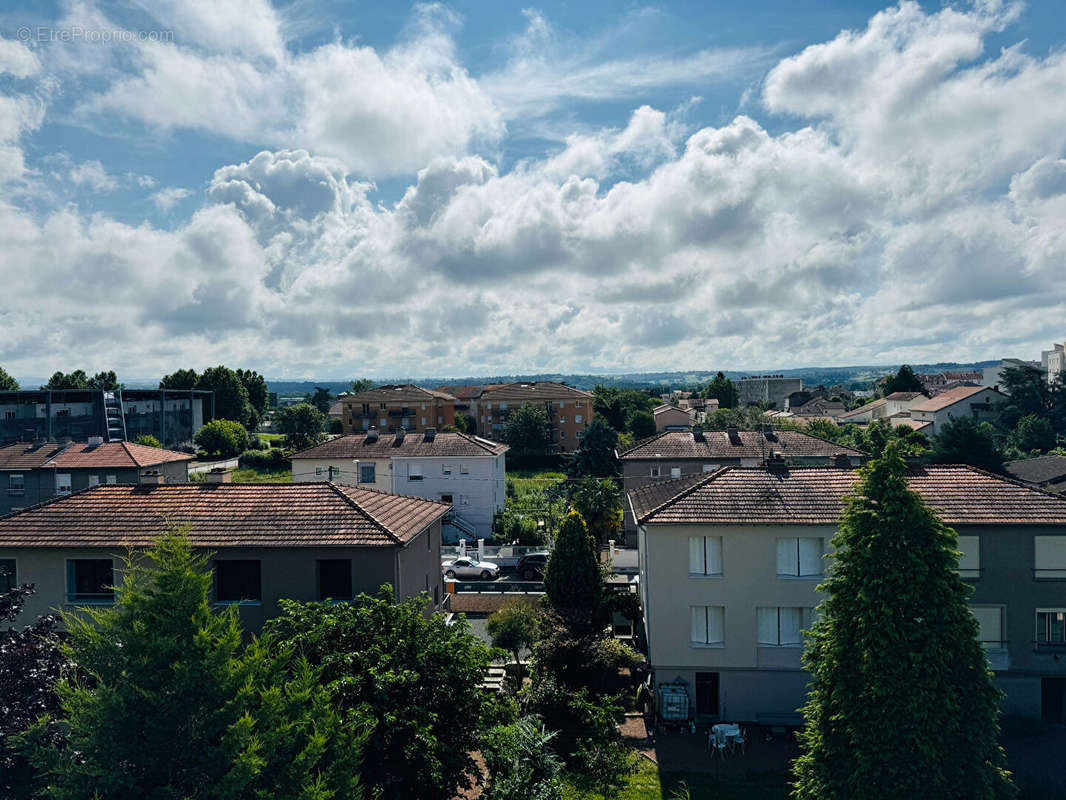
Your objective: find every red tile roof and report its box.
[0,483,450,548]
[479,382,593,401]
[629,465,1066,526]
[342,384,457,402]
[0,441,192,471]
[910,385,1001,412]
[617,430,865,461]
[292,431,508,458]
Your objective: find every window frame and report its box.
[65,558,115,605]
[1034,536,1066,580]
[1036,609,1066,647]
[214,559,262,605]
[316,558,353,602]
[359,463,376,484]
[688,535,723,577]
[776,537,824,578]
[690,605,725,648]
[7,473,24,496]
[408,463,424,481]
[55,473,72,496]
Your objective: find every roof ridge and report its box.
[638,467,730,524]
[940,463,1066,502]
[617,431,670,457]
[326,482,402,544]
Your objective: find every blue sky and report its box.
[1,1,1065,379]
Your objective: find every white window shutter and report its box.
[706,607,724,644]
[690,606,705,644]
[706,537,722,575]
[779,608,803,645]
[777,538,795,575]
[757,608,778,645]
[799,538,823,576]
[688,537,703,574]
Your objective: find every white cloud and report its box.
[151,186,192,210]
[68,159,119,192]
[0,35,41,78]
[2,1,1066,377]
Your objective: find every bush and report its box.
[238,449,291,470]
[193,419,249,458]
[133,434,162,448]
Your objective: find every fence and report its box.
[441,541,551,569]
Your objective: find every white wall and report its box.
[391,454,505,537]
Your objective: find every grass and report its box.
[231,467,292,483]
[562,756,790,800]
[256,432,285,442]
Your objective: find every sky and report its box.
[0,0,1065,380]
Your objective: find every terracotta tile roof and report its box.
[0,441,192,471]
[910,385,1001,413]
[435,385,501,400]
[479,381,593,401]
[292,431,508,458]
[884,414,932,432]
[629,465,1066,526]
[1005,456,1066,486]
[617,430,865,461]
[885,392,923,401]
[342,384,457,402]
[0,483,449,548]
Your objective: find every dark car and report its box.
[515,552,550,580]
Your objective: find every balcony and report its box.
[387,408,416,417]
[6,487,24,496]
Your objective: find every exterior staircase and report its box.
[103,391,127,442]
[441,510,478,544]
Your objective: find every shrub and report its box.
[133,434,162,448]
[238,449,290,470]
[193,419,249,458]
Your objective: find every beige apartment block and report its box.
[341,384,456,435]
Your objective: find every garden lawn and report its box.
[562,755,790,800]
[230,467,292,483]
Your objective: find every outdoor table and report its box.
[711,723,740,741]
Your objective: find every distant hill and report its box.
[264,361,998,395]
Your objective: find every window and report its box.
[776,537,823,578]
[650,465,660,478]
[970,606,1004,650]
[409,464,424,481]
[0,559,15,592]
[560,431,566,439]
[577,401,584,408]
[437,415,443,424]
[670,467,681,479]
[1035,536,1066,579]
[88,475,100,487]
[317,559,352,601]
[757,607,811,646]
[957,536,980,578]
[442,463,452,474]
[575,414,583,424]
[66,559,114,603]
[362,418,369,430]
[688,536,723,576]
[315,466,324,476]
[380,403,386,409]
[360,463,376,483]
[421,403,426,410]
[55,473,71,495]
[702,464,719,473]
[362,403,370,415]
[421,417,426,426]
[215,560,261,604]
[460,463,469,474]
[3,411,13,420]
[106,475,116,485]
[690,605,724,647]
[500,402,508,410]
[1037,610,1066,646]
[380,417,388,427]
[8,474,24,496]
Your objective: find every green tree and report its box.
[521,679,626,770]
[569,477,623,546]
[350,378,375,394]
[236,369,269,420]
[502,402,552,457]
[41,370,90,390]
[882,364,925,396]
[196,365,252,426]
[566,417,619,478]
[571,737,636,800]
[309,386,334,415]
[27,529,369,799]
[931,417,1004,473]
[194,418,249,458]
[454,411,476,435]
[793,444,1016,800]
[998,365,1066,435]
[625,409,656,439]
[701,372,739,408]
[592,387,657,432]
[264,590,493,800]
[159,368,199,390]
[133,434,162,448]
[531,613,642,697]
[88,370,122,390]
[0,366,19,391]
[1010,413,1056,454]
[482,717,564,800]
[804,417,843,443]
[275,403,326,451]
[544,511,606,636]
[487,599,540,682]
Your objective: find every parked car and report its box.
[515,552,550,580]
[442,558,500,580]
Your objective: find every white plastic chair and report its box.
[710,730,728,759]
[732,726,747,755]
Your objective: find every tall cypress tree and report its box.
[544,511,606,635]
[793,444,1016,799]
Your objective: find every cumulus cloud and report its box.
[2,1,1066,377]
[151,186,192,211]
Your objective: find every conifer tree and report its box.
[544,511,606,635]
[793,443,1016,800]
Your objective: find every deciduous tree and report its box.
[931,417,1004,473]
[0,366,19,391]
[275,402,326,451]
[566,417,619,478]
[700,372,739,408]
[502,402,552,457]
[41,370,91,390]
[793,444,1016,800]
[196,365,252,426]
[625,409,656,439]
[194,418,249,458]
[487,599,540,682]
[159,368,199,390]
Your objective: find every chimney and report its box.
[139,469,166,485]
[365,427,379,443]
[205,468,232,484]
[726,425,741,444]
[765,453,789,474]
[761,424,776,441]
[394,427,406,445]
[834,453,852,468]
[57,435,74,448]
[87,436,104,448]
[692,426,705,442]
[424,427,436,442]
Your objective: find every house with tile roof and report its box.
[477,382,594,453]
[653,404,694,432]
[340,384,457,435]
[0,439,192,516]
[0,474,450,629]
[1006,455,1066,493]
[909,384,1005,435]
[291,429,508,542]
[616,428,866,541]
[628,463,1066,723]
[836,391,923,424]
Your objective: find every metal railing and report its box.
[450,581,544,594]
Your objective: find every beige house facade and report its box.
[341,384,456,435]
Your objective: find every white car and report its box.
[442,558,500,580]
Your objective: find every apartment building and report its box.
[908,385,1004,435]
[1043,343,1065,385]
[629,464,1066,723]
[0,438,192,516]
[737,376,803,410]
[0,389,213,447]
[291,428,507,542]
[477,382,594,452]
[340,384,456,435]
[0,473,450,630]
